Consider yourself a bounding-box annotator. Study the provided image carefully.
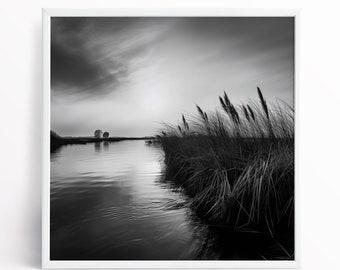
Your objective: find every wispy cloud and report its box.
[51,17,172,99]
[51,17,294,136]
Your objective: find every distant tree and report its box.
[94,129,103,138]
[103,131,109,138]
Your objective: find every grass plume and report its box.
[158,88,294,257]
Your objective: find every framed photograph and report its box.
[42,8,299,268]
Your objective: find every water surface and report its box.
[51,140,210,260]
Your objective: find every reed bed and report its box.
[159,87,294,255]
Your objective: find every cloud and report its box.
[51,18,130,98]
[51,17,172,99]
[51,41,124,94]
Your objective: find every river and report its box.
[50,140,219,260]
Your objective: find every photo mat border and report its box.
[42,8,301,269]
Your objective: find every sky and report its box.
[51,17,294,137]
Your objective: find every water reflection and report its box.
[103,140,109,150]
[51,140,205,260]
[50,144,63,161]
[94,141,101,152]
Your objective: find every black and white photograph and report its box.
[49,15,295,262]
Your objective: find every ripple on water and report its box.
[50,140,208,260]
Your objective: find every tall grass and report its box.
[159,87,294,255]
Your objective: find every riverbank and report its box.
[159,89,294,259]
[51,131,154,151]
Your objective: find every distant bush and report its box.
[51,130,61,139]
[103,131,109,138]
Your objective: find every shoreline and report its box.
[51,132,155,150]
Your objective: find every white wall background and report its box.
[0,0,339,269]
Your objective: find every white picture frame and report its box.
[42,8,300,269]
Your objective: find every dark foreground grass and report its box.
[159,87,294,258]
